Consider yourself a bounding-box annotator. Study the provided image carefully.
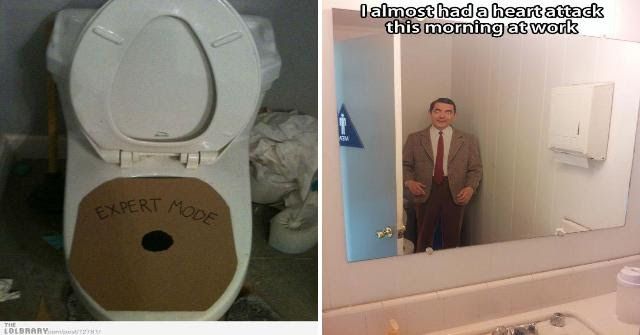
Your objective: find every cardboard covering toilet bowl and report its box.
[68,177,237,311]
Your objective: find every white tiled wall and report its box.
[400,35,453,143]
[323,255,640,335]
[452,34,640,245]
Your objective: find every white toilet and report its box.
[46,0,281,320]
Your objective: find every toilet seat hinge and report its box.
[179,152,219,169]
[118,151,218,169]
[120,151,133,168]
[179,153,200,169]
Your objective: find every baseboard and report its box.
[4,134,67,160]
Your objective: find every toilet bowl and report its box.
[46,0,281,320]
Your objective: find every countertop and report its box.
[427,293,640,335]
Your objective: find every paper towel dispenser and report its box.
[548,82,614,160]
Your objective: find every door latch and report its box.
[376,226,393,239]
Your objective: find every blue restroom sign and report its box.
[337,104,364,148]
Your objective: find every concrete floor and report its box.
[0,159,317,321]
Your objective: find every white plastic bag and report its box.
[250,110,317,206]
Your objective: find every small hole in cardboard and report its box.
[142,230,173,252]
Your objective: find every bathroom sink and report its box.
[458,313,600,335]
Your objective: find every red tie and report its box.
[434,131,444,184]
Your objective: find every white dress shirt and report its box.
[429,125,452,176]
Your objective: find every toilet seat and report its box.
[69,0,262,162]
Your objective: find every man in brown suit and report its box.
[403,98,482,252]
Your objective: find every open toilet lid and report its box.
[69,0,262,156]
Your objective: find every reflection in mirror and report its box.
[333,9,640,262]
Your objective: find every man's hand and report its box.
[456,186,474,205]
[405,180,426,196]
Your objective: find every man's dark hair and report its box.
[429,98,456,114]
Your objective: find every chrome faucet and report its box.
[550,312,566,327]
[491,323,537,335]
[487,312,596,335]
[491,326,508,335]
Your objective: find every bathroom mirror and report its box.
[333,9,640,262]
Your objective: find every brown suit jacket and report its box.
[402,126,482,204]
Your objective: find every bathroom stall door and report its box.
[336,34,398,262]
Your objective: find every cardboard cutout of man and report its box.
[402,98,483,251]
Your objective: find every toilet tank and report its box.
[46,8,281,90]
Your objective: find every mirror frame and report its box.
[322,0,640,310]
